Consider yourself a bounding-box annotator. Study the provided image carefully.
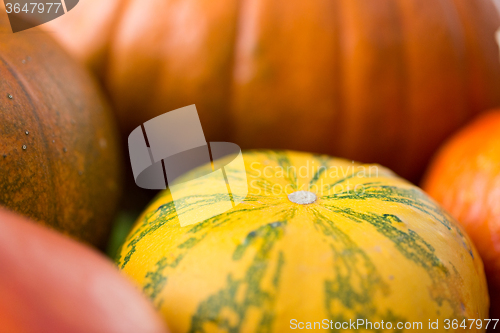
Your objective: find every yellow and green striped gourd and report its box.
[117,150,488,332]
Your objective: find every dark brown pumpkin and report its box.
[46,0,500,182]
[0,15,122,247]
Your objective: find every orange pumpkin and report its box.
[0,207,168,333]
[45,0,500,182]
[422,110,500,319]
[0,14,122,247]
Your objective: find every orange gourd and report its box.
[422,110,500,319]
[45,0,500,182]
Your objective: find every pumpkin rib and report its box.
[342,0,402,164]
[328,0,344,148]
[95,0,132,75]
[391,0,411,172]
[454,0,500,111]
[0,17,123,246]
[401,0,459,178]
[222,0,244,142]
[0,53,60,228]
[332,0,354,158]
[444,0,477,119]
[36,58,115,240]
[396,0,430,177]
[442,0,471,124]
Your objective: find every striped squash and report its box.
[117,150,487,332]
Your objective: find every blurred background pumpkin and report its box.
[0,207,167,333]
[43,0,500,183]
[422,110,500,321]
[0,14,122,248]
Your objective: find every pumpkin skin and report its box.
[422,110,500,320]
[39,0,127,73]
[0,207,168,333]
[44,0,500,182]
[118,150,487,333]
[0,15,122,247]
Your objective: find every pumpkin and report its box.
[34,0,126,73]
[0,207,168,333]
[44,0,500,182]
[117,150,487,332]
[0,14,122,247]
[422,110,500,320]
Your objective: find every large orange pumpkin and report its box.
[0,207,167,333]
[45,0,500,182]
[422,110,500,319]
[0,14,122,247]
